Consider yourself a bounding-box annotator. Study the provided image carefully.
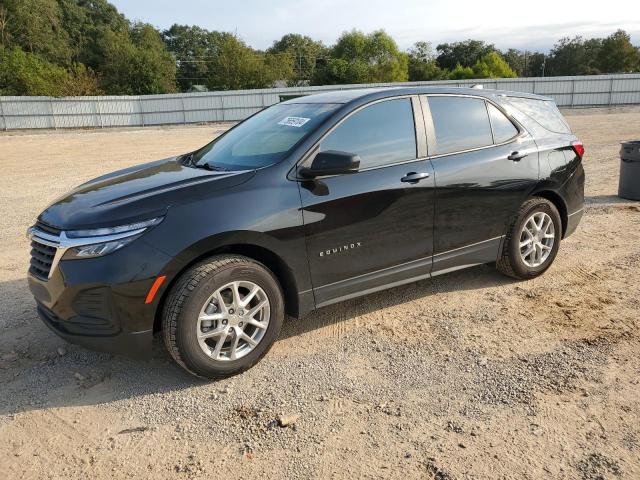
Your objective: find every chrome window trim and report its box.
[293,94,420,178]
[421,93,525,159]
[485,100,520,146]
[292,93,530,180]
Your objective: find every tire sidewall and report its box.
[508,200,562,279]
[175,260,284,378]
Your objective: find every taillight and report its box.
[572,141,585,159]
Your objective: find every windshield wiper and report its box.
[200,162,231,172]
[180,152,195,165]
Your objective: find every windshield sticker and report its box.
[278,116,310,128]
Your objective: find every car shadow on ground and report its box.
[0,263,516,416]
[585,194,638,204]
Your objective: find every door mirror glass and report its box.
[299,150,360,178]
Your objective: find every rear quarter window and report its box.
[487,103,518,143]
[505,97,571,134]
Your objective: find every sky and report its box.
[110,0,640,52]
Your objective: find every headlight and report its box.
[65,217,163,239]
[65,236,141,259]
[62,217,163,259]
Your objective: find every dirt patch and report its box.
[1,111,640,479]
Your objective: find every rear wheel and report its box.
[497,197,562,279]
[162,255,284,379]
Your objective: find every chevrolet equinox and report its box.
[28,87,585,378]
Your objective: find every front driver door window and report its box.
[320,98,417,169]
[298,97,436,306]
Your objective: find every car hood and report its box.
[38,157,255,230]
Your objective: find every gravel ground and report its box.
[1,109,639,479]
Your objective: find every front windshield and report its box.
[192,102,340,171]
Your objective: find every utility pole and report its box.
[298,47,302,85]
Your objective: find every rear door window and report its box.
[427,96,493,155]
[487,103,518,143]
[320,98,417,169]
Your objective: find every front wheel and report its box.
[162,255,284,379]
[497,197,562,280]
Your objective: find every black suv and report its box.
[28,87,584,378]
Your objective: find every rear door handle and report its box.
[401,172,430,183]
[508,151,527,161]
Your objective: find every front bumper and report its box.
[28,237,173,359]
[37,304,153,358]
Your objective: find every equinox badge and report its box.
[319,242,362,257]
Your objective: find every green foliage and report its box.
[472,52,517,78]
[0,0,639,96]
[501,49,547,77]
[436,40,496,70]
[57,0,129,69]
[1,0,72,64]
[408,41,446,81]
[597,30,640,73]
[546,36,602,75]
[447,63,476,80]
[268,34,326,86]
[100,23,177,95]
[0,46,100,96]
[205,35,293,90]
[163,25,230,91]
[314,30,408,84]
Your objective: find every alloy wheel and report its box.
[519,211,555,268]
[196,281,270,361]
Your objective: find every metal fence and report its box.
[1,73,639,131]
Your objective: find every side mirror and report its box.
[299,150,360,178]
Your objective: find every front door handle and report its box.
[401,172,430,183]
[508,151,527,161]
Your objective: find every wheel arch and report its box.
[531,189,568,237]
[152,236,305,333]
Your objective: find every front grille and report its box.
[35,221,62,236]
[29,222,62,280]
[30,239,57,280]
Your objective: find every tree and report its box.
[163,25,231,90]
[268,33,326,85]
[100,23,177,94]
[408,41,446,81]
[0,46,100,96]
[207,34,293,90]
[502,49,525,76]
[597,30,640,73]
[545,36,602,76]
[314,30,408,84]
[472,52,517,78]
[436,40,496,70]
[447,63,475,80]
[57,0,129,69]
[0,0,73,64]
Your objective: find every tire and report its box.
[162,255,284,379]
[497,197,562,280]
